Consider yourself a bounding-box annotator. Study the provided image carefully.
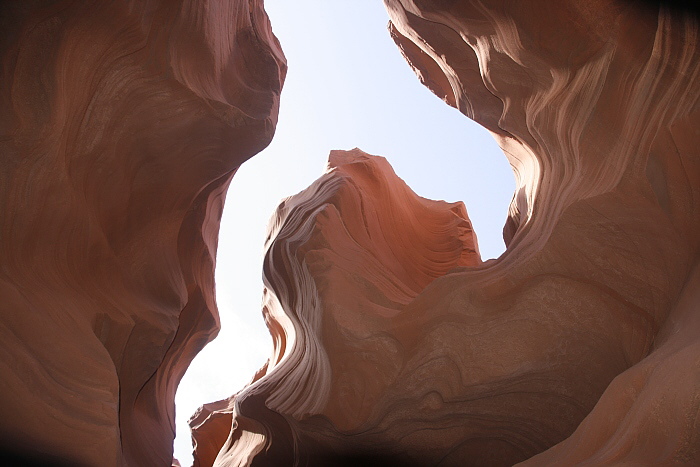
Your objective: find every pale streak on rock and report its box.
[192,149,480,465]
[0,1,285,466]
[195,1,700,466]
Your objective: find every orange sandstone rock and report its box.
[194,1,700,466]
[0,1,285,466]
[191,149,482,465]
[386,0,700,464]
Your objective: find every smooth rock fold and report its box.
[0,1,285,465]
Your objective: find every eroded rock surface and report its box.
[194,1,700,466]
[0,1,285,466]
[190,149,481,465]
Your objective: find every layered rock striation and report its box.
[190,149,481,465]
[194,1,700,466]
[2,0,699,465]
[0,1,285,466]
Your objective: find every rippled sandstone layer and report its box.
[0,1,285,466]
[194,1,700,466]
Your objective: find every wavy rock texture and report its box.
[193,1,700,466]
[0,1,285,466]
[190,149,481,466]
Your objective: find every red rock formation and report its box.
[0,1,285,466]
[387,1,700,464]
[193,1,700,466]
[190,149,481,465]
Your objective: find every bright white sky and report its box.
[173,1,513,464]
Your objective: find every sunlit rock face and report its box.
[193,1,700,466]
[191,149,481,466]
[0,1,285,466]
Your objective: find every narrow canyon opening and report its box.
[2,0,699,466]
[173,1,513,464]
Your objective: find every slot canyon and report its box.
[1,1,699,466]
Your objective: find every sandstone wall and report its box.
[193,1,700,465]
[0,1,285,465]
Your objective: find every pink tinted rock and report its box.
[0,1,285,465]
